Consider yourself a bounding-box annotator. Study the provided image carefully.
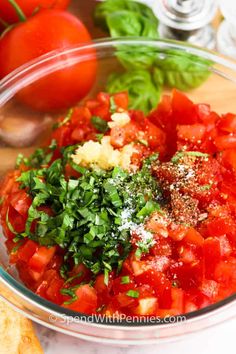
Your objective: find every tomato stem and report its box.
[7,0,26,22]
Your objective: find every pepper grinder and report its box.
[152,0,218,49]
[217,0,236,59]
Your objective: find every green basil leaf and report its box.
[94,0,158,32]
[94,0,159,70]
[107,69,161,113]
[154,50,211,91]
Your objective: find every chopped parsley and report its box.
[171,151,209,164]
[91,116,109,133]
[109,96,117,113]
[126,290,139,298]
[121,275,130,284]
[200,184,212,191]
[54,108,74,129]
[15,148,162,278]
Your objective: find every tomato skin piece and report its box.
[0,10,96,112]
[0,0,70,25]
[64,284,98,314]
[28,246,56,273]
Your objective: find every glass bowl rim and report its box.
[0,37,236,328]
[1,37,236,106]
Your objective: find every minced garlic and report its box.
[108,112,130,129]
[72,136,136,171]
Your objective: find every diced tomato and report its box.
[150,238,172,257]
[183,228,204,246]
[110,126,127,148]
[215,134,236,150]
[94,273,113,304]
[133,297,158,316]
[64,163,81,179]
[114,292,138,309]
[68,263,91,284]
[7,205,27,234]
[178,244,198,264]
[200,279,219,299]
[195,104,211,122]
[135,269,172,308]
[144,120,166,150]
[168,224,189,241]
[214,258,236,285]
[17,240,39,262]
[71,127,87,142]
[177,124,206,144]
[222,148,236,172]
[64,285,98,314]
[110,121,139,148]
[46,277,64,304]
[10,190,31,217]
[217,113,236,133]
[28,246,56,273]
[52,125,73,147]
[70,107,91,125]
[146,212,169,238]
[36,269,60,297]
[216,235,232,256]
[112,276,135,295]
[169,261,203,290]
[113,92,129,110]
[171,288,184,314]
[207,218,232,237]
[172,89,198,125]
[203,238,221,278]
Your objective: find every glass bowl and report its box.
[0,38,236,345]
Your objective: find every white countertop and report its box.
[36,317,236,354]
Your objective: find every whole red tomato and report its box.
[0,10,97,112]
[0,0,70,24]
